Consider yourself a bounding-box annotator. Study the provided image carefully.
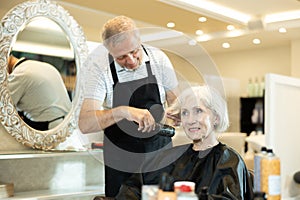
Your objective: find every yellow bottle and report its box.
[261,149,281,200]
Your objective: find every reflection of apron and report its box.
[18,111,64,131]
[103,47,172,197]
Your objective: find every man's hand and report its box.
[165,111,181,126]
[124,107,156,133]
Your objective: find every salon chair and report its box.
[217,132,247,156]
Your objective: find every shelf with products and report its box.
[240,97,264,135]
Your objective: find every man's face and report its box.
[108,33,142,70]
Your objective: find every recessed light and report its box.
[222,42,230,48]
[279,27,287,33]
[198,17,207,22]
[252,38,261,44]
[188,39,197,46]
[226,29,244,37]
[167,22,175,28]
[227,25,235,31]
[196,34,211,42]
[196,30,204,35]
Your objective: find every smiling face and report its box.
[103,25,143,71]
[109,37,142,70]
[180,97,217,143]
[168,85,228,149]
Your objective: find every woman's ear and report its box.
[213,116,220,127]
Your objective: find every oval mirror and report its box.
[0,0,88,150]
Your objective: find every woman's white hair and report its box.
[169,85,229,132]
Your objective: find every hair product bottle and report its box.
[157,173,177,200]
[253,191,266,200]
[261,149,281,200]
[254,146,267,191]
[198,186,209,200]
[176,182,198,200]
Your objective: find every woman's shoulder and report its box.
[215,142,246,166]
[156,143,192,160]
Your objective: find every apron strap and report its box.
[18,111,64,131]
[109,54,118,88]
[48,116,65,123]
[141,45,154,77]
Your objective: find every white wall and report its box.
[211,45,291,97]
[291,39,300,78]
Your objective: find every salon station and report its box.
[0,0,300,199]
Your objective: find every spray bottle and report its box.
[261,149,281,200]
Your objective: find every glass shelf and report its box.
[0,149,103,160]
[9,185,104,199]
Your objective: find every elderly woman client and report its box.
[114,85,254,200]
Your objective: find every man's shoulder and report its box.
[86,44,110,70]
[87,44,109,60]
[142,44,165,56]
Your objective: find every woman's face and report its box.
[180,98,216,141]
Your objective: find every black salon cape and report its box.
[115,143,254,200]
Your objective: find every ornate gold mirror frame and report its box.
[0,0,88,150]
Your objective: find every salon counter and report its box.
[0,150,104,199]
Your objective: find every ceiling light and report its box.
[159,0,251,25]
[264,10,300,23]
[196,30,204,35]
[198,17,207,22]
[167,22,175,28]
[252,38,261,45]
[222,42,230,49]
[13,41,74,58]
[225,29,244,38]
[27,17,62,32]
[188,39,197,46]
[227,25,235,31]
[196,34,211,42]
[278,27,287,33]
[141,30,183,42]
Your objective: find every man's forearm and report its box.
[79,106,127,133]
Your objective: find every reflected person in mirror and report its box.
[114,85,254,200]
[7,54,71,131]
[79,15,179,197]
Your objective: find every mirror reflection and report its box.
[0,0,88,150]
[7,17,76,131]
[7,54,72,131]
